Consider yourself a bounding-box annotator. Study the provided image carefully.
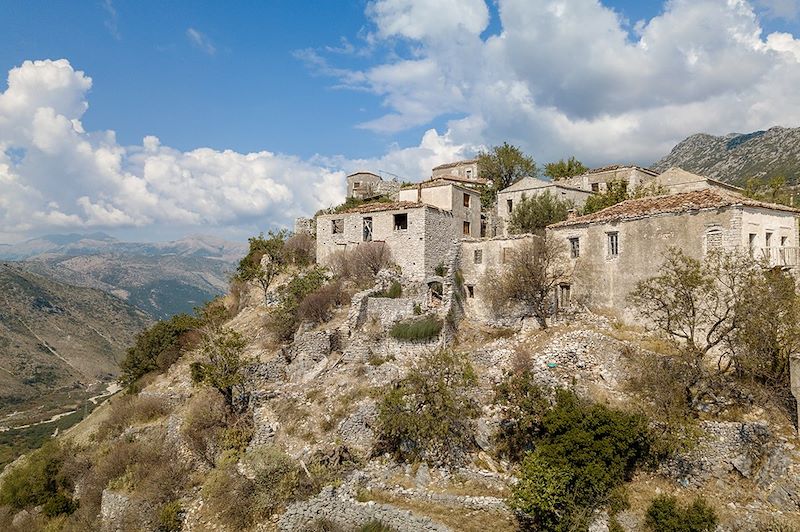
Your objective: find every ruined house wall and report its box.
[496,186,592,236]
[423,209,458,277]
[398,184,481,238]
[347,172,382,199]
[547,208,740,313]
[739,207,799,249]
[560,167,655,193]
[458,235,539,320]
[432,160,479,181]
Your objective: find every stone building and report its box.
[431,159,483,185]
[346,171,400,200]
[316,201,458,282]
[655,167,744,194]
[559,165,658,193]
[547,188,800,313]
[398,181,481,239]
[496,177,594,236]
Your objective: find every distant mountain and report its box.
[0,234,248,319]
[0,264,150,422]
[652,126,800,186]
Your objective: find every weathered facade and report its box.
[346,171,400,200]
[559,165,659,193]
[431,159,482,184]
[655,167,744,194]
[496,177,594,236]
[547,189,800,313]
[316,202,457,281]
[398,182,481,238]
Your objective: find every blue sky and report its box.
[1,0,799,242]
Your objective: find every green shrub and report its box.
[492,370,550,462]
[158,500,183,532]
[508,389,653,531]
[360,521,395,532]
[645,495,717,532]
[190,328,250,408]
[388,316,442,341]
[375,280,402,298]
[266,267,328,340]
[0,440,78,517]
[181,388,228,465]
[120,314,202,388]
[96,394,172,440]
[375,350,479,464]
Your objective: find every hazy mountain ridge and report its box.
[0,264,151,422]
[0,234,248,319]
[653,126,800,185]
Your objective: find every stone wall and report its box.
[560,166,656,193]
[398,184,481,238]
[497,186,592,236]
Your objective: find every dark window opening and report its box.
[463,221,471,235]
[363,217,373,242]
[332,219,344,234]
[591,183,600,193]
[569,237,580,258]
[607,232,619,257]
[466,285,475,298]
[394,213,408,230]
[463,193,470,207]
[507,199,513,213]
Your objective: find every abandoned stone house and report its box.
[346,171,400,200]
[547,188,800,313]
[559,164,658,193]
[496,177,594,236]
[397,181,481,238]
[430,158,485,187]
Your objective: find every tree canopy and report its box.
[544,157,588,180]
[477,142,537,205]
[507,191,574,234]
[235,230,288,301]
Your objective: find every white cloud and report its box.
[0,59,353,240]
[186,28,217,55]
[102,0,121,40]
[310,0,800,165]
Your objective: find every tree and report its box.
[488,236,570,328]
[507,191,574,234]
[477,142,537,205]
[190,328,250,409]
[544,156,588,180]
[236,231,288,302]
[582,179,667,215]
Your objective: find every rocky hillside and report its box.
[0,233,247,319]
[652,126,800,186]
[2,261,797,532]
[0,263,150,426]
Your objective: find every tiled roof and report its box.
[428,174,488,185]
[347,171,381,179]
[432,159,478,171]
[549,189,800,228]
[400,179,483,191]
[340,201,428,214]
[499,176,591,195]
[580,164,659,177]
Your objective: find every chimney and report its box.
[417,183,422,203]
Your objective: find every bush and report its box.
[375,350,479,464]
[507,191,573,234]
[388,316,442,341]
[374,280,402,298]
[492,370,550,462]
[181,388,228,465]
[157,500,183,532]
[329,242,394,288]
[645,495,717,532]
[120,314,202,388]
[190,328,250,409]
[235,230,288,302]
[297,282,349,324]
[283,232,316,266]
[96,394,172,440]
[0,440,78,517]
[266,267,329,341]
[508,389,653,531]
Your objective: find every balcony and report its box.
[757,247,800,268]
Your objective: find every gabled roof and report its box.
[549,188,799,228]
[657,167,744,192]
[499,176,592,195]
[432,159,478,171]
[428,174,488,185]
[400,179,482,192]
[580,164,659,177]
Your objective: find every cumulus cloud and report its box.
[308,0,800,164]
[0,59,356,240]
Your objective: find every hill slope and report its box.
[0,234,246,319]
[0,263,151,422]
[652,126,800,185]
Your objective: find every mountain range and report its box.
[652,125,800,186]
[0,233,248,320]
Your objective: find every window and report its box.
[781,236,788,247]
[353,181,361,188]
[466,285,475,298]
[502,248,512,263]
[705,227,722,252]
[463,221,471,235]
[748,233,757,255]
[362,217,373,242]
[463,193,470,207]
[591,183,600,193]
[569,237,580,258]
[393,213,408,230]
[474,249,483,264]
[766,231,773,248]
[466,169,472,179]
[332,219,344,234]
[607,232,619,257]
[558,284,571,308]
[507,199,513,213]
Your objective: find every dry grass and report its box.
[94,394,172,441]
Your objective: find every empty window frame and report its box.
[466,285,475,298]
[607,232,619,257]
[507,199,513,213]
[569,237,580,258]
[474,249,483,264]
[466,169,472,179]
[591,183,600,193]
[781,235,788,247]
[463,221,471,235]
[558,284,571,308]
[331,219,344,234]
[463,193,470,207]
[748,233,757,255]
[766,231,773,248]
[362,217,373,242]
[394,213,408,230]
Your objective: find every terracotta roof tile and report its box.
[549,189,799,228]
[341,201,429,214]
[400,179,484,191]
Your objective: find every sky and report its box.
[1,0,800,243]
